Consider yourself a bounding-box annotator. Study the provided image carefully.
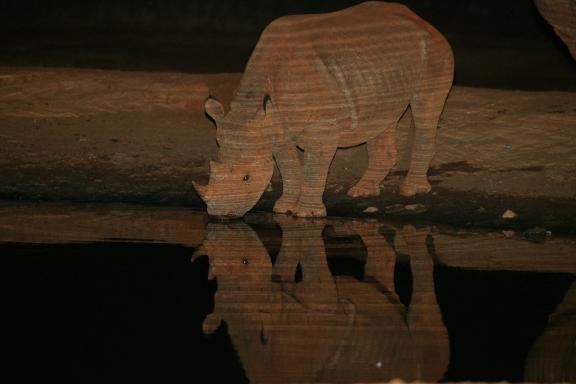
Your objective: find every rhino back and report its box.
[236,2,451,146]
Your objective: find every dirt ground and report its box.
[1,67,575,232]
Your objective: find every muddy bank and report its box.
[1,68,575,232]
[2,202,575,274]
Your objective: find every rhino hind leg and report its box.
[399,114,433,197]
[347,124,398,198]
[400,45,453,197]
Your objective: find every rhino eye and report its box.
[243,174,251,182]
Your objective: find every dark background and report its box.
[1,0,575,89]
[0,0,565,35]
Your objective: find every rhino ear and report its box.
[205,97,225,123]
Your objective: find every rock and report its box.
[404,204,427,213]
[384,203,427,215]
[384,204,406,214]
[363,206,379,214]
[502,230,515,238]
[523,227,551,242]
[502,209,517,219]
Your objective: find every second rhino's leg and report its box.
[273,144,302,214]
[347,124,398,198]
[293,126,339,218]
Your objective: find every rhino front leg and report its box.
[293,128,339,218]
[272,144,302,214]
[348,124,397,198]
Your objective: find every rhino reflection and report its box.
[193,217,449,383]
[525,282,576,382]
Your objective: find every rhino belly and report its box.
[278,75,415,150]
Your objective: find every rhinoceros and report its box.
[534,0,576,60]
[193,1,454,218]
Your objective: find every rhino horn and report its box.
[191,244,208,263]
[203,313,223,334]
[192,180,209,202]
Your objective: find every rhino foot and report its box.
[347,181,381,198]
[399,178,432,197]
[292,203,327,218]
[273,197,298,214]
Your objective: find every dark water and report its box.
[2,208,576,382]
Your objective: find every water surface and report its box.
[2,203,575,382]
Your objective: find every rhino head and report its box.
[193,97,275,219]
[191,221,273,333]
